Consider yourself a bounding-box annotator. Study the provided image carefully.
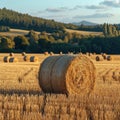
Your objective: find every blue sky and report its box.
[0,0,120,24]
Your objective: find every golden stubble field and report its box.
[65,29,103,36]
[0,53,120,120]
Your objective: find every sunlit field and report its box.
[65,29,103,36]
[0,53,120,120]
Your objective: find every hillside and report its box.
[0,8,68,33]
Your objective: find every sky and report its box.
[0,0,120,24]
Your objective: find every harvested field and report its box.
[0,29,40,36]
[65,29,103,36]
[0,53,120,119]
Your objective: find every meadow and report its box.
[0,29,40,36]
[0,28,103,37]
[65,29,103,36]
[0,53,120,120]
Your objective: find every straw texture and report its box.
[39,55,96,95]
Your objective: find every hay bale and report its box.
[106,55,112,61]
[22,52,26,56]
[89,53,93,56]
[50,52,54,56]
[95,56,104,61]
[59,52,63,55]
[86,52,89,56]
[44,52,49,55]
[9,57,18,62]
[30,56,39,62]
[39,55,96,95]
[79,52,83,55]
[101,53,107,60]
[23,56,30,62]
[3,56,10,62]
[9,52,14,56]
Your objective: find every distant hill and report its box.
[72,20,98,26]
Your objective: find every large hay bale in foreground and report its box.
[39,55,96,95]
[3,56,10,62]
[9,57,19,62]
[23,56,30,62]
[30,56,39,62]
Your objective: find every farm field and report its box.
[0,29,40,36]
[0,53,120,120]
[0,28,103,37]
[65,29,103,36]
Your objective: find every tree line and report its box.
[0,30,120,54]
[0,26,10,32]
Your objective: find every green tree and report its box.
[14,36,29,50]
[27,30,39,43]
[0,37,15,49]
[103,23,108,36]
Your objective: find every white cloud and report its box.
[100,0,120,7]
[46,7,68,13]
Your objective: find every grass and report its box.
[0,53,120,119]
[65,29,103,36]
[0,28,103,37]
[0,28,40,36]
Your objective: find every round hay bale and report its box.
[23,56,30,62]
[50,52,54,56]
[95,56,104,61]
[9,52,14,57]
[9,57,18,62]
[39,55,96,95]
[79,52,83,55]
[44,52,49,55]
[101,53,107,60]
[89,53,93,56]
[22,52,26,56]
[3,56,10,62]
[59,52,63,55]
[30,56,39,62]
[86,52,89,56]
[106,55,112,61]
